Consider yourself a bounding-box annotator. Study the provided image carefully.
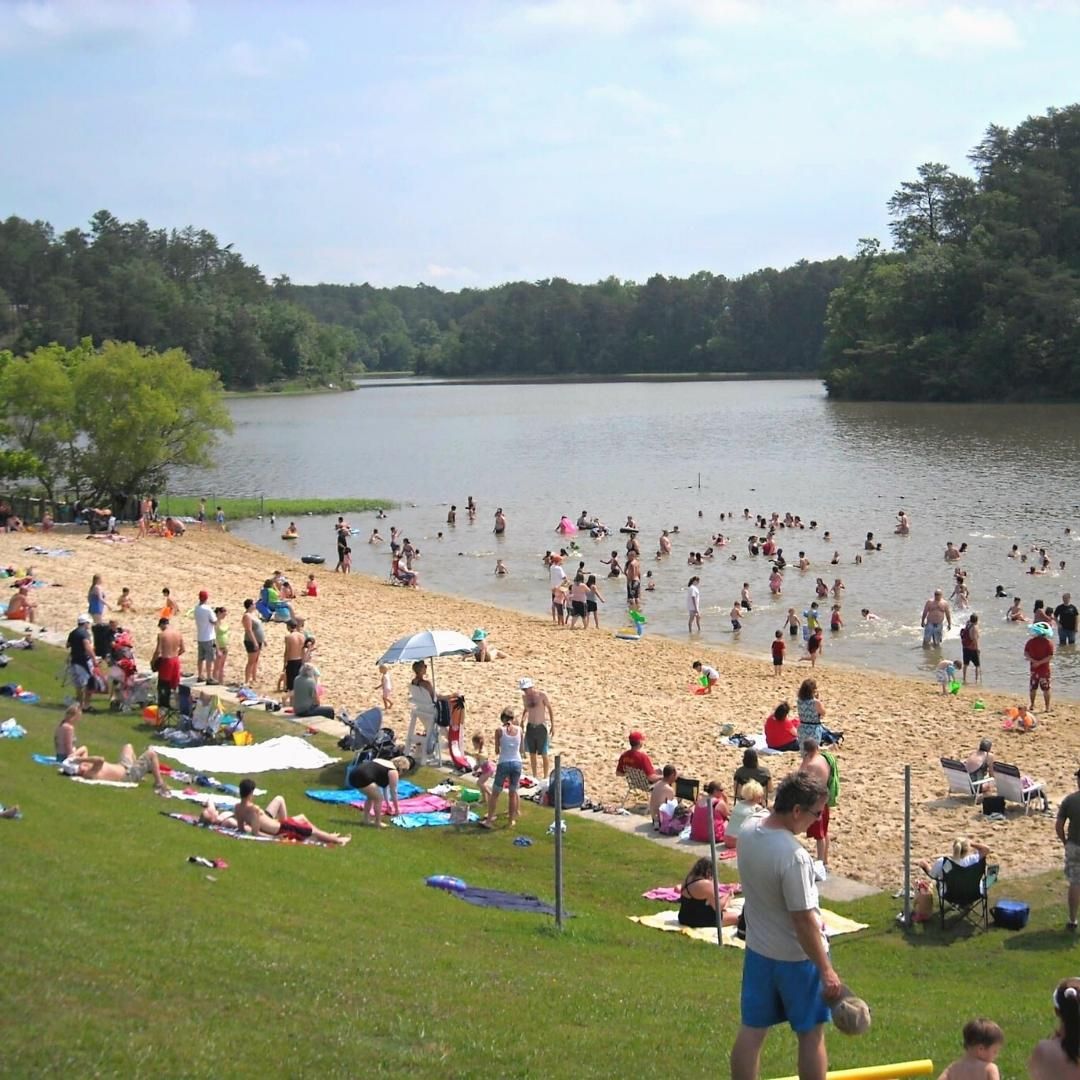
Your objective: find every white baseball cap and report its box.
[77,613,90,624]
[518,677,534,690]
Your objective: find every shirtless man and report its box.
[895,509,910,535]
[493,508,506,535]
[519,677,555,779]
[624,551,642,604]
[920,589,952,647]
[69,743,170,796]
[944,541,961,562]
[798,737,833,867]
[207,778,350,845]
[658,530,672,556]
[151,616,185,712]
[282,620,306,704]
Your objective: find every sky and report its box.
[2,0,1078,290]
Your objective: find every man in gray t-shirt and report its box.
[730,773,844,1080]
[1056,769,1080,931]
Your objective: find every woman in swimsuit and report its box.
[347,756,412,827]
[678,856,739,929]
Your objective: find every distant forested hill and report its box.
[823,103,1080,401]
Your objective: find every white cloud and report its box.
[425,263,480,282]
[832,2,1021,57]
[0,0,193,51]
[515,0,756,35]
[226,35,309,79]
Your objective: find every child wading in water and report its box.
[471,733,495,800]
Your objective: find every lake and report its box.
[175,379,1080,698]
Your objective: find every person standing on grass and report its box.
[66,613,98,711]
[730,772,843,1080]
[151,617,184,713]
[193,589,217,684]
[482,707,522,829]
[1056,769,1080,933]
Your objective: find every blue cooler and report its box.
[991,900,1030,930]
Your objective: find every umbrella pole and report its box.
[429,657,442,766]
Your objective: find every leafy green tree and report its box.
[69,341,233,506]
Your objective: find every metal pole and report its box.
[708,825,723,946]
[903,765,912,929]
[554,753,564,930]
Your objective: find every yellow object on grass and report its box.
[770,1060,933,1080]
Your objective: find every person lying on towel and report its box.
[201,778,351,845]
[63,743,170,796]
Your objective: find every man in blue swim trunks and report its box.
[730,772,844,1080]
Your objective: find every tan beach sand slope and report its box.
[4,529,1075,889]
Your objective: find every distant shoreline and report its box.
[353,371,819,388]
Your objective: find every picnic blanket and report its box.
[305,780,424,804]
[393,810,475,829]
[643,883,741,902]
[151,735,338,773]
[455,887,563,916]
[163,812,335,846]
[727,733,781,755]
[629,901,868,948]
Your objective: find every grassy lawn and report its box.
[0,637,1074,1078]
[159,496,395,520]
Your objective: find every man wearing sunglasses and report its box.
[730,772,844,1080]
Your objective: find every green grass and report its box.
[160,496,396,519]
[0,637,1074,1077]
[224,380,357,398]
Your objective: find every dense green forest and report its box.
[0,209,848,388]
[4,103,1078,398]
[823,103,1080,401]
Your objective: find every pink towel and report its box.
[643,882,741,901]
[349,794,451,816]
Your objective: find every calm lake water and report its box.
[176,379,1080,698]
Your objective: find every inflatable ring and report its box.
[301,555,325,564]
[281,533,298,540]
[426,875,467,892]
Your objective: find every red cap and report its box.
[198,590,209,602]
[628,730,645,745]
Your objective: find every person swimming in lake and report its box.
[282,522,298,539]
[1007,596,1027,622]
[494,559,508,576]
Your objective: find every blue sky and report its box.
[2,0,1077,289]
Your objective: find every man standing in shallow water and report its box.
[920,589,951,647]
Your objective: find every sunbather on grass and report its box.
[67,743,169,796]
[202,778,351,845]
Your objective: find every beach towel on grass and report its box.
[305,780,424,804]
[454,887,564,916]
[163,812,334,846]
[151,735,338,774]
[33,753,60,766]
[629,902,868,948]
[71,776,138,789]
[643,883,741,902]
[393,810,475,828]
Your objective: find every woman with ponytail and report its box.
[1029,977,1080,1078]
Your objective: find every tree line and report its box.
[823,103,1080,401]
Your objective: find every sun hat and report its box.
[472,629,488,641]
[629,730,645,744]
[76,613,90,624]
[518,677,533,690]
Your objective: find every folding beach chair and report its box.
[936,857,994,931]
[940,757,991,804]
[622,766,653,806]
[993,762,1049,814]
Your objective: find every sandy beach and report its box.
[4,527,1075,889]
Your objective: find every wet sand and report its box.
[4,527,1075,888]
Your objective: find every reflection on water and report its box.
[179,379,1080,697]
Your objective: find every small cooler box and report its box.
[991,900,1030,930]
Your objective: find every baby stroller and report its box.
[338,707,406,777]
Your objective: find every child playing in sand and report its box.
[471,733,495,799]
[936,658,961,694]
[118,587,134,613]
[937,1017,1003,1079]
[379,663,393,709]
[771,630,785,675]
[830,604,844,632]
[304,574,318,597]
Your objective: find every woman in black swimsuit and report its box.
[346,755,413,828]
[678,856,739,930]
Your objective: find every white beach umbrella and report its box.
[376,629,477,692]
